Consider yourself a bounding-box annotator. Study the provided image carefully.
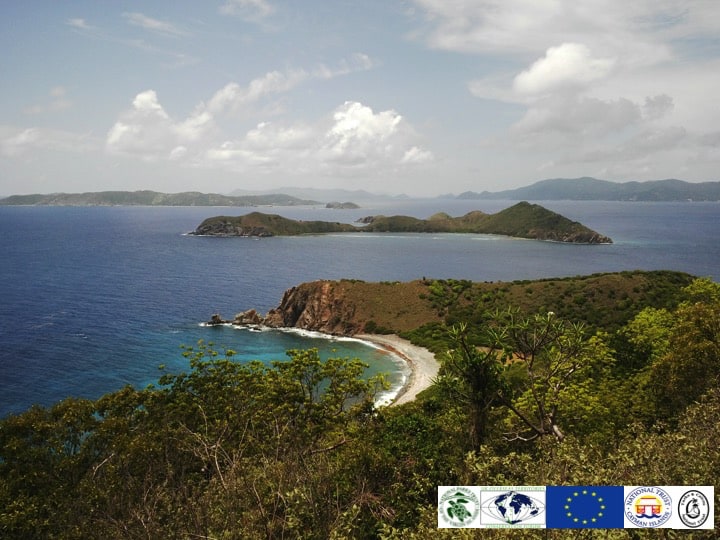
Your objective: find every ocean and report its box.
[1,200,718,418]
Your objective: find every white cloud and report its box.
[1,126,96,157]
[200,102,432,176]
[411,0,717,60]
[322,101,402,162]
[106,90,177,158]
[513,43,615,97]
[106,55,378,162]
[206,69,308,115]
[66,18,92,30]
[122,12,188,37]
[402,146,434,164]
[576,126,689,164]
[413,0,564,53]
[512,95,641,138]
[219,0,275,21]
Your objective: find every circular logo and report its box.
[481,490,545,525]
[678,490,710,528]
[624,487,672,528]
[439,487,480,527]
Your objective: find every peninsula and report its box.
[211,271,695,404]
[191,201,612,243]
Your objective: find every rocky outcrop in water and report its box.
[261,282,359,335]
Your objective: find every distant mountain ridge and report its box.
[459,177,720,201]
[0,190,321,207]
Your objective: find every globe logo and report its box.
[482,490,545,525]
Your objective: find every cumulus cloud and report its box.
[321,101,403,165]
[469,41,684,168]
[513,43,615,97]
[106,55,382,165]
[200,102,432,175]
[106,90,179,159]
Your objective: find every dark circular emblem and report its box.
[678,490,710,528]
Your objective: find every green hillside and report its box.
[193,211,357,236]
[0,190,320,207]
[194,202,613,243]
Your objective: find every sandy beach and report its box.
[355,333,440,406]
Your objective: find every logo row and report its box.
[438,485,714,529]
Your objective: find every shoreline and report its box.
[203,322,439,406]
[355,333,440,406]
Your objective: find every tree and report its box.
[650,278,720,418]
[497,310,606,443]
[436,322,508,449]
[440,310,617,447]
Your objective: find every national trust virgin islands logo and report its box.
[678,489,710,528]
[624,486,672,527]
[438,486,480,527]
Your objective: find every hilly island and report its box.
[0,190,320,207]
[191,201,612,243]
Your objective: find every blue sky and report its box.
[2,0,720,196]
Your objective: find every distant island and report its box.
[191,201,612,244]
[0,190,321,207]
[325,201,360,209]
[458,177,720,201]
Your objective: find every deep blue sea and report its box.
[1,200,718,418]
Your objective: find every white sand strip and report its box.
[355,333,440,406]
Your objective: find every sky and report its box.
[2,0,720,197]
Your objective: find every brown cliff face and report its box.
[262,281,360,335]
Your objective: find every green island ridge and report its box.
[0,190,321,207]
[191,201,612,243]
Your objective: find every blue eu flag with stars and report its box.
[546,486,624,528]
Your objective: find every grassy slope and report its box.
[315,271,694,350]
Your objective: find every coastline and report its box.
[355,333,440,406]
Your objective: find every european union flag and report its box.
[546,486,624,528]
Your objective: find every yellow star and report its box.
[582,490,588,495]
[582,519,588,524]
[573,518,579,523]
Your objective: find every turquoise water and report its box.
[1,201,718,417]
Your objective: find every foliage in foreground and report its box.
[1,277,719,538]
